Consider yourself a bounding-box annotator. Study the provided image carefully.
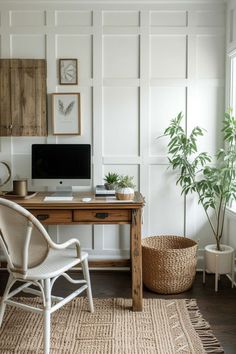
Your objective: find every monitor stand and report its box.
[52,186,73,197]
[44,187,73,201]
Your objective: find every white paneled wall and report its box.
[224,0,236,252]
[0,0,226,261]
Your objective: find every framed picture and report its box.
[59,59,78,85]
[52,93,81,135]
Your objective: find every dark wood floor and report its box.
[0,270,235,353]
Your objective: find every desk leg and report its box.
[130,209,143,311]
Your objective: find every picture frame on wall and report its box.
[52,93,81,135]
[59,58,78,85]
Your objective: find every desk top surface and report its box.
[2,191,145,209]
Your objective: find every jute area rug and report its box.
[0,298,223,354]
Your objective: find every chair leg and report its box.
[0,273,14,327]
[82,258,94,313]
[43,278,51,354]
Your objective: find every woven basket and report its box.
[142,235,197,294]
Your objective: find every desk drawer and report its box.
[73,209,131,223]
[31,210,72,224]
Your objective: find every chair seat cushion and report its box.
[25,249,88,280]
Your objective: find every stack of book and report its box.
[95,185,116,197]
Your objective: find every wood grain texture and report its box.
[130,208,143,311]
[73,209,131,223]
[0,59,47,136]
[88,259,130,268]
[0,60,11,136]
[31,209,72,224]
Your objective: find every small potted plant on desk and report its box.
[104,172,119,190]
[115,175,135,200]
[164,110,236,291]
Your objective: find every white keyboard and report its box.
[44,196,73,202]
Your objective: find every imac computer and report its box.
[32,144,91,200]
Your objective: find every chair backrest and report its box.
[0,198,50,275]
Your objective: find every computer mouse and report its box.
[82,197,92,202]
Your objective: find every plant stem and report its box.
[184,160,217,239]
[219,201,227,242]
[215,195,223,250]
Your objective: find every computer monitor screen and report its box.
[32,144,91,189]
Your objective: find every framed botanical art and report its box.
[59,59,78,85]
[52,93,81,135]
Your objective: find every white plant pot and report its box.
[116,187,134,200]
[205,244,234,275]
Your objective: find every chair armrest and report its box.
[49,239,81,259]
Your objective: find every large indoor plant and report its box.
[164,110,236,284]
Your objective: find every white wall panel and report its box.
[188,87,224,155]
[148,165,184,236]
[55,11,92,26]
[58,225,93,250]
[103,35,139,78]
[196,35,225,78]
[196,11,225,27]
[103,11,139,27]
[224,213,236,250]
[10,11,46,27]
[12,137,46,154]
[11,34,46,58]
[150,86,186,157]
[151,35,186,78]
[186,195,215,248]
[57,35,92,79]
[12,154,30,180]
[103,87,139,156]
[150,11,187,27]
[0,1,226,261]
[103,225,130,251]
[229,8,236,43]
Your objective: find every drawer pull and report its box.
[36,214,49,221]
[95,213,108,219]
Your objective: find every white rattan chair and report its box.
[0,197,94,354]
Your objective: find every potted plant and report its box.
[104,172,119,190]
[163,110,236,289]
[115,175,135,200]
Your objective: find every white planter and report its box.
[203,244,235,292]
[205,244,234,274]
[116,187,134,200]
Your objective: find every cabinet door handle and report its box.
[95,213,109,219]
[36,214,49,221]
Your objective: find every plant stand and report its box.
[203,245,235,292]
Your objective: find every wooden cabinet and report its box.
[0,59,47,136]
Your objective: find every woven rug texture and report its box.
[0,298,224,354]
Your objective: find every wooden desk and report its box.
[9,192,144,311]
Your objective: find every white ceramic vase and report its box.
[116,187,134,200]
